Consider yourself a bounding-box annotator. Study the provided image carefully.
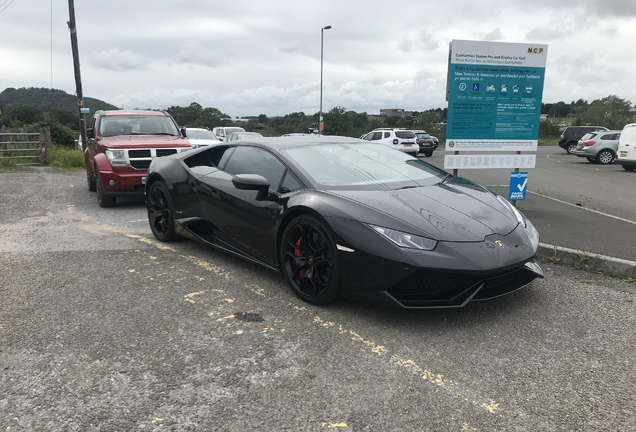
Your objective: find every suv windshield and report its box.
[395,131,415,139]
[187,129,218,140]
[99,115,179,137]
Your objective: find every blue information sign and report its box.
[445,40,548,153]
[509,172,529,201]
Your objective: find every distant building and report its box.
[380,108,414,118]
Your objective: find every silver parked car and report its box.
[572,130,622,164]
[226,131,264,141]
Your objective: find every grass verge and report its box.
[47,146,85,170]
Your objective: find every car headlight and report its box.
[367,224,438,251]
[496,195,539,251]
[497,195,526,228]
[105,149,128,167]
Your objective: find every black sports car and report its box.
[145,136,543,309]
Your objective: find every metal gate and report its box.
[0,126,51,166]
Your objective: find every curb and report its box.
[537,243,636,279]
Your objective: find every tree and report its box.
[194,107,224,129]
[575,95,632,130]
[49,108,79,130]
[258,114,269,125]
[324,106,354,136]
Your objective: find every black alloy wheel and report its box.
[586,157,596,163]
[96,173,116,207]
[424,152,433,157]
[596,150,614,165]
[280,215,340,305]
[86,168,96,191]
[566,142,578,154]
[147,181,179,242]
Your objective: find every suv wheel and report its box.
[96,174,116,207]
[86,168,96,191]
[566,142,578,154]
[622,165,636,172]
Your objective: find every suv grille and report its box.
[124,148,180,170]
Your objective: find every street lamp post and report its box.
[319,25,331,134]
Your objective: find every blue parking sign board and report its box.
[509,172,528,200]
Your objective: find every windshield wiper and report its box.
[396,184,420,190]
[438,174,453,185]
[147,133,177,136]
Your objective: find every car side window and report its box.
[384,132,390,138]
[372,132,382,140]
[279,170,303,193]
[223,146,286,192]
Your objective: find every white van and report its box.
[616,123,636,172]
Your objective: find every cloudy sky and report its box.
[1,0,635,117]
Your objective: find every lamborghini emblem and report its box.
[495,240,504,248]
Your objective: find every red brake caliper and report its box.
[294,237,306,277]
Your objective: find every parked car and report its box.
[571,130,621,164]
[226,132,264,141]
[616,123,636,171]
[360,128,418,157]
[212,126,246,142]
[185,127,221,148]
[412,130,439,157]
[84,110,191,207]
[145,136,542,308]
[558,126,608,154]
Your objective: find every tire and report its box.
[622,165,636,172]
[86,168,96,191]
[146,181,179,242]
[566,142,577,154]
[96,174,116,207]
[596,150,614,165]
[586,157,596,163]
[424,152,433,157]
[280,215,341,305]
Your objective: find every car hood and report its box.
[98,135,190,148]
[323,181,518,242]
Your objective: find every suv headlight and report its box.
[367,224,437,251]
[105,149,128,167]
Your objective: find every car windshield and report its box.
[225,127,245,135]
[99,115,179,137]
[416,132,431,139]
[187,129,218,140]
[284,143,447,191]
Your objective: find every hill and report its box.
[0,87,118,113]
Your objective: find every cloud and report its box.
[483,28,504,41]
[89,49,149,71]
[174,45,221,67]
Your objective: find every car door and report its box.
[196,146,287,265]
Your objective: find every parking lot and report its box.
[1,148,635,431]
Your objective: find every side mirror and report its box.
[232,174,274,201]
[86,128,94,139]
[180,127,187,137]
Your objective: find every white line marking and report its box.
[527,191,636,225]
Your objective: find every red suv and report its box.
[85,110,191,207]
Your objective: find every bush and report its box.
[49,122,77,148]
[47,146,85,170]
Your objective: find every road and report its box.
[0,164,635,431]
[423,145,636,222]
